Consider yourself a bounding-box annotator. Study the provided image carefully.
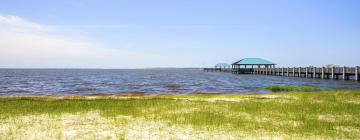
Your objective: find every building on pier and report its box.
[231,58,276,69]
[231,58,276,74]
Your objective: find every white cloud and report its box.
[0,15,52,33]
[0,15,160,68]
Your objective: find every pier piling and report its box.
[331,67,335,80]
[356,66,359,81]
[293,67,295,77]
[343,67,346,80]
[287,68,289,77]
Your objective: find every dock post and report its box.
[342,67,346,80]
[272,68,274,76]
[313,67,316,78]
[274,68,278,76]
[278,68,280,76]
[281,68,284,76]
[298,67,301,77]
[305,67,308,78]
[237,65,239,74]
[260,68,262,75]
[269,68,271,75]
[275,68,277,76]
[279,68,280,76]
[293,67,295,77]
[287,68,289,76]
[273,68,275,76]
[259,68,261,75]
[331,67,335,80]
[263,68,265,75]
[265,68,268,75]
[321,67,325,79]
[257,68,261,75]
[265,68,267,75]
[262,68,264,75]
[356,66,359,81]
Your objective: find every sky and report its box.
[0,0,359,68]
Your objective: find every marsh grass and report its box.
[1,91,360,139]
[265,85,321,92]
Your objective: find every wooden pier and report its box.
[203,68,232,72]
[204,67,360,81]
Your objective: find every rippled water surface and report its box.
[0,69,360,96]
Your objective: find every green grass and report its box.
[265,85,321,92]
[1,91,360,139]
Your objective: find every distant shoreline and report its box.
[0,68,204,70]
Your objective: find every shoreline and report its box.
[0,89,353,98]
[0,92,259,98]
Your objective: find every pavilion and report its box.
[231,58,276,69]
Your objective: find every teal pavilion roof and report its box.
[232,58,276,65]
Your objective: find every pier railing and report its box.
[204,67,360,81]
[203,68,232,72]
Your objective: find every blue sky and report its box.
[0,0,359,68]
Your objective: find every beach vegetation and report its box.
[265,85,321,92]
[1,91,360,139]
